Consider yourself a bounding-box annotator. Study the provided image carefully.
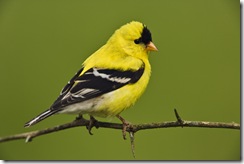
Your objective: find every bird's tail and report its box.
[24,109,59,127]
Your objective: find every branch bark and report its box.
[0,109,240,143]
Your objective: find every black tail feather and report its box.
[24,109,59,127]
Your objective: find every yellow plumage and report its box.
[24,21,157,138]
[83,22,149,71]
[81,22,153,117]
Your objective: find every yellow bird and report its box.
[24,21,158,139]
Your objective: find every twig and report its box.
[174,108,183,126]
[0,110,240,144]
[129,132,135,158]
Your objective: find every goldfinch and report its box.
[24,21,158,139]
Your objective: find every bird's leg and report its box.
[116,115,130,140]
[75,114,84,121]
[86,115,98,135]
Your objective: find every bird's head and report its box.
[108,21,158,58]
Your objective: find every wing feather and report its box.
[50,65,145,110]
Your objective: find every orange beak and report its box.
[146,41,158,51]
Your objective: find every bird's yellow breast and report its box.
[78,29,152,117]
[88,58,151,117]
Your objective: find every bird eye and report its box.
[134,38,141,44]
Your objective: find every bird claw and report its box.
[122,121,131,140]
[117,115,131,140]
[86,116,98,135]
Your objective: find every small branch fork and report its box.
[0,110,240,157]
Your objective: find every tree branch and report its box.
[0,110,240,144]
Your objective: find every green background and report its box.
[0,0,240,160]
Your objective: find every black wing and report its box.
[50,65,145,110]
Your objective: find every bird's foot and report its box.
[117,115,131,140]
[86,115,98,135]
